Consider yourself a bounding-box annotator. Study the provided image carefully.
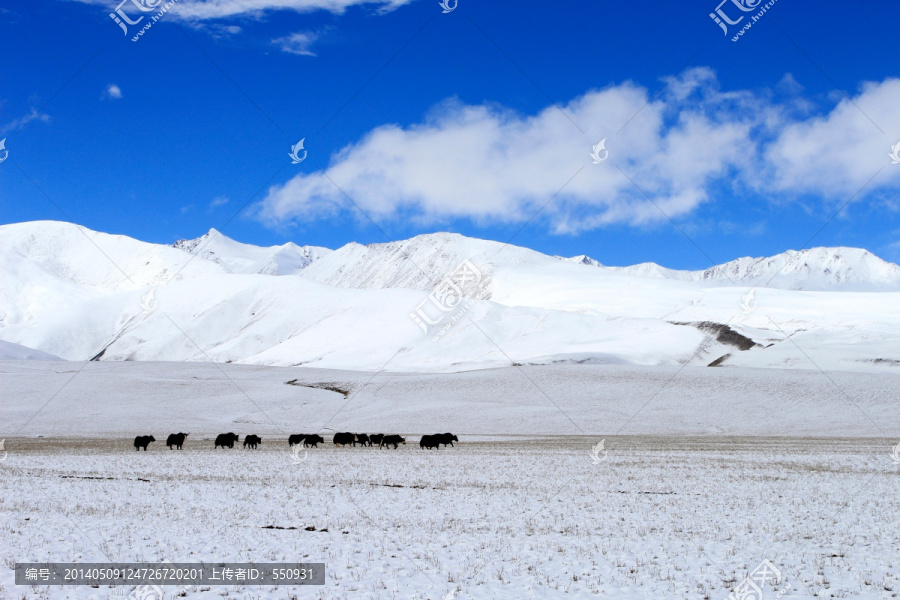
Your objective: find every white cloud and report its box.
[254,70,900,233]
[273,31,320,56]
[104,84,123,100]
[256,69,756,231]
[209,196,229,208]
[761,78,900,199]
[73,0,414,20]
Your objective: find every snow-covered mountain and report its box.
[174,228,331,275]
[609,247,900,291]
[1,220,899,373]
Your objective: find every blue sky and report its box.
[2,0,900,268]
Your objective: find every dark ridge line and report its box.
[285,380,351,398]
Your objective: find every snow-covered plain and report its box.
[2,362,898,598]
[2,435,898,600]
[2,361,898,437]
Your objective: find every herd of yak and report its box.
[132,432,459,451]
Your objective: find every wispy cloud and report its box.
[209,196,229,209]
[1,108,50,135]
[71,0,414,21]
[273,31,321,56]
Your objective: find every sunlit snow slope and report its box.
[1,220,899,373]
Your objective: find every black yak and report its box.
[304,434,324,448]
[333,432,356,447]
[288,434,307,447]
[134,435,155,451]
[381,435,406,449]
[419,435,440,450]
[166,432,189,450]
[356,433,371,447]
[243,434,262,449]
[369,434,384,447]
[215,432,239,448]
[436,433,459,447]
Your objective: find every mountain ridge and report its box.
[2,220,899,374]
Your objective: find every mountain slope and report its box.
[0,220,226,291]
[0,340,62,360]
[1,221,900,374]
[298,232,561,295]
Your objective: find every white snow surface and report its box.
[2,220,900,373]
[2,361,896,437]
[4,435,897,600]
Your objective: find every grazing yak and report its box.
[243,434,262,449]
[215,432,240,449]
[436,433,459,447]
[133,435,156,451]
[356,433,371,447]
[419,434,440,450]
[369,434,384,447]
[381,435,406,449]
[166,432,189,450]
[333,432,356,447]
[304,434,324,448]
[288,434,307,447]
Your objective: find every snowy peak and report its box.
[696,247,900,290]
[299,231,560,292]
[174,228,331,276]
[558,255,604,267]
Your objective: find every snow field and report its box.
[1,436,898,600]
[2,361,898,438]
